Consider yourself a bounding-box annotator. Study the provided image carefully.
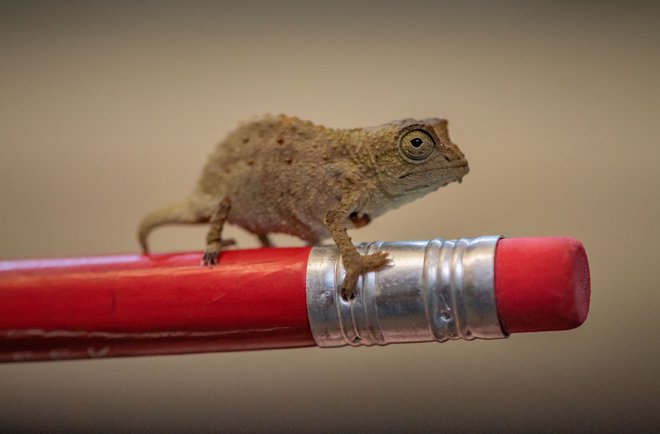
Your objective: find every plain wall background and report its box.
[1,1,658,432]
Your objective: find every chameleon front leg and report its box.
[324,193,389,300]
[202,197,232,266]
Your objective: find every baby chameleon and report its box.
[138,115,469,300]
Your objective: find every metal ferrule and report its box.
[305,236,507,347]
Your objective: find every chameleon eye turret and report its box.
[399,129,436,162]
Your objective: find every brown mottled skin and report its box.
[138,115,469,299]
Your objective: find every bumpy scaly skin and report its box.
[138,115,469,299]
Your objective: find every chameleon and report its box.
[138,115,469,299]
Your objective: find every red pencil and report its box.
[0,236,590,362]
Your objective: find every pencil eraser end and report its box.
[494,237,590,334]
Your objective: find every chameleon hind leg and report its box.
[257,234,274,248]
[202,197,232,266]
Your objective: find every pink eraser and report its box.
[494,237,590,333]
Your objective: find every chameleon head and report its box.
[368,118,469,197]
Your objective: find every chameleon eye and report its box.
[399,129,435,162]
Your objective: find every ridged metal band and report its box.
[305,236,507,347]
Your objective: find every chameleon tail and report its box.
[138,198,209,254]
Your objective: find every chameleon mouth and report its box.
[397,164,468,193]
[402,179,455,192]
[397,163,469,180]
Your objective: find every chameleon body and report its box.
[138,115,469,299]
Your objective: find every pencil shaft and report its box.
[0,248,315,362]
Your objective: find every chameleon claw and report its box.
[340,251,391,301]
[202,248,219,266]
[341,285,356,301]
[201,239,236,266]
[201,238,236,267]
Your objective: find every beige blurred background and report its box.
[1,1,658,432]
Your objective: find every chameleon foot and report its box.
[201,239,236,266]
[341,251,390,300]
